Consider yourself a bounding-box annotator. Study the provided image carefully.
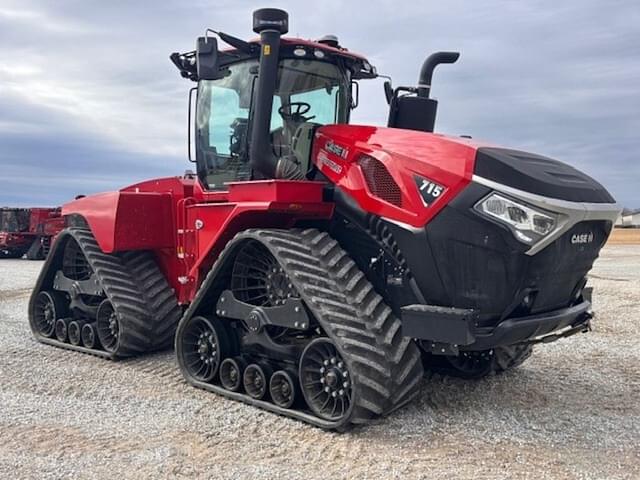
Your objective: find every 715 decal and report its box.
[414,175,446,206]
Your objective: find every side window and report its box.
[208,87,247,155]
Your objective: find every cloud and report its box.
[0,5,94,34]
[0,0,638,207]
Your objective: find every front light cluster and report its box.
[475,193,557,245]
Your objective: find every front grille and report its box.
[426,203,610,323]
[525,220,609,313]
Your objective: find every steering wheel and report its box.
[278,101,314,122]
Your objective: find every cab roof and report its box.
[172,35,376,82]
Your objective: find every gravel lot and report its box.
[1,246,638,479]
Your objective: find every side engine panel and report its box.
[312,124,480,228]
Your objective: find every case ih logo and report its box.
[571,232,594,244]
[324,140,348,159]
[318,151,343,174]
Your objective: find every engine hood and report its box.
[316,125,615,204]
[313,125,482,228]
[316,124,482,179]
[313,124,618,230]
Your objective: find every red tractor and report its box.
[0,207,64,259]
[29,9,620,429]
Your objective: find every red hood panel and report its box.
[313,125,486,227]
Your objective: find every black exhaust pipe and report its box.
[417,51,459,98]
[387,51,459,133]
[249,8,289,179]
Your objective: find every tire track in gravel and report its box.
[0,287,32,302]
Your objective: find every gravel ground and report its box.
[0,247,638,480]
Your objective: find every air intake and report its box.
[358,155,403,207]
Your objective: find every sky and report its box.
[1,0,638,207]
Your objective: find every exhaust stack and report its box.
[417,51,459,99]
[387,51,459,133]
[249,8,288,179]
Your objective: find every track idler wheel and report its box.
[178,316,232,382]
[220,357,247,392]
[300,338,353,421]
[55,318,69,342]
[81,323,98,349]
[32,291,68,338]
[67,320,86,346]
[243,363,273,400]
[96,299,119,354]
[270,369,299,409]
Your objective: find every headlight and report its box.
[475,193,557,245]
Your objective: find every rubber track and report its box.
[491,344,533,372]
[296,229,424,414]
[119,251,182,351]
[427,344,534,379]
[29,228,180,359]
[178,228,423,429]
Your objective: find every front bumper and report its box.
[402,299,592,351]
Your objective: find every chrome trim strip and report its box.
[381,216,424,233]
[473,175,622,255]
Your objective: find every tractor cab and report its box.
[171,15,376,190]
[195,54,352,189]
[171,8,460,192]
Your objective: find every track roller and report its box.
[55,318,69,343]
[67,320,85,346]
[270,369,299,409]
[243,363,273,400]
[220,357,247,392]
[81,323,98,349]
[32,291,68,338]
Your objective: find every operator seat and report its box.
[290,122,319,176]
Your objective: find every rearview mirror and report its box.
[351,80,359,109]
[196,36,222,80]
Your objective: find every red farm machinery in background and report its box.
[28,8,620,430]
[0,207,64,259]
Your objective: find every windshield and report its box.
[196,58,350,190]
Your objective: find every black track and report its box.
[424,344,533,379]
[28,227,182,359]
[176,228,424,430]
